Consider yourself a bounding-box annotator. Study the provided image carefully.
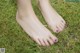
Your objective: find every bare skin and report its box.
[38,0,66,33]
[16,0,58,46]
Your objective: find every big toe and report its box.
[49,35,58,44]
[53,22,66,33]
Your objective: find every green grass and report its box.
[0,0,80,53]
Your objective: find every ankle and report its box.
[38,0,49,3]
[38,0,50,6]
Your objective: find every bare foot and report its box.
[38,0,66,33]
[16,0,58,46]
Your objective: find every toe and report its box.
[58,26,62,32]
[48,38,54,45]
[35,38,41,45]
[61,22,65,27]
[56,26,61,33]
[49,35,58,43]
[53,24,64,33]
[40,39,46,46]
[59,24,64,31]
[56,22,65,32]
[43,39,50,46]
[61,22,65,29]
[54,39,58,43]
[61,20,66,24]
[52,26,59,33]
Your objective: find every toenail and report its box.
[54,39,58,43]
[56,30,59,32]
[61,20,64,23]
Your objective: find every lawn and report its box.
[0,0,80,53]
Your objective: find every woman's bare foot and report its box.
[38,0,66,33]
[16,0,58,46]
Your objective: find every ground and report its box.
[0,0,80,53]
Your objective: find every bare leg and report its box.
[38,0,66,33]
[16,0,58,46]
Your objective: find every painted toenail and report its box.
[61,20,64,23]
[54,39,58,43]
[56,30,59,32]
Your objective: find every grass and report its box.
[0,0,80,53]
